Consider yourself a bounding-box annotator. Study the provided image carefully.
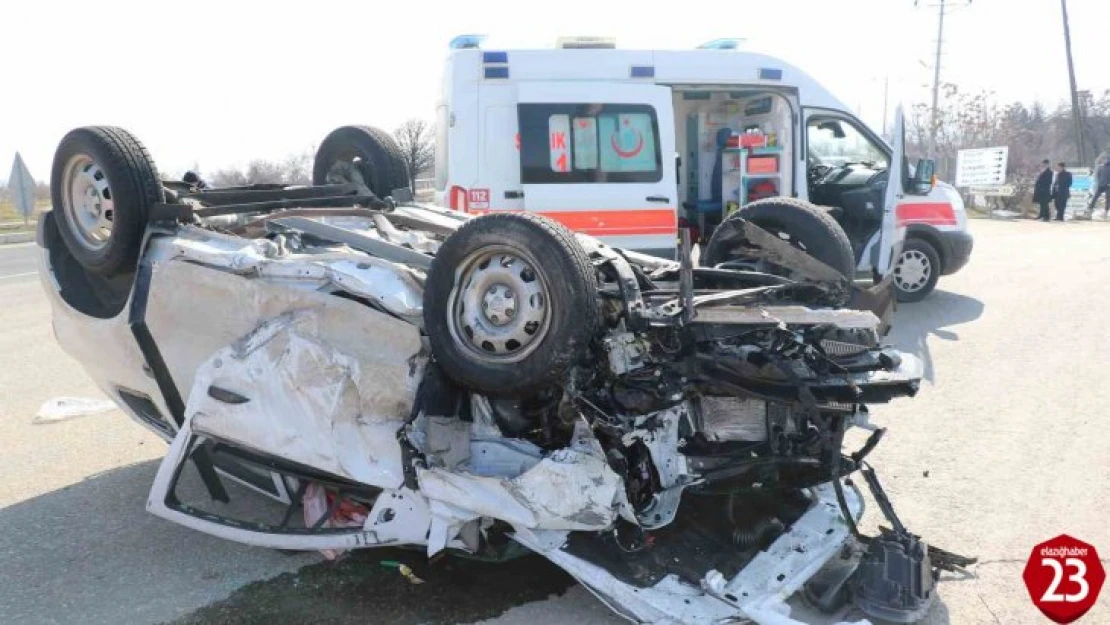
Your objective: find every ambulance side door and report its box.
[515,82,678,257]
[476,83,524,213]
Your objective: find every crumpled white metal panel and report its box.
[418,446,623,532]
[151,259,426,489]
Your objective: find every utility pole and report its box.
[1060,0,1087,166]
[916,0,970,175]
[928,0,945,159]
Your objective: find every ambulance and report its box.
[435,36,973,301]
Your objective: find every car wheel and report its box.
[893,238,941,303]
[703,197,856,278]
[423,213,600,396]
[50,127,164,276]
[312,125,410,198]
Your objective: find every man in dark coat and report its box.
[1089,159,1110,216]
[1033,159,1054,221]
[1051,162,1073,222]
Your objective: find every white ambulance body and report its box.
[435,38,972,300]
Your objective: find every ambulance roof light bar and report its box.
[698,38,746,50]
[449,35,487,50]
[556,36,617,49]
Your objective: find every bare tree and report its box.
[282,150,313,186]
[201,150,314,188]
[208,168,249,188]
[393,119,435,190]
[245,160,285,184]
[904,86,1110,215]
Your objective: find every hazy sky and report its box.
[2,0,1107,182]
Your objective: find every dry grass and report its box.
[0,200,50,231]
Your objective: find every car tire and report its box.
[50,126,164,276]
[893,238,940,303]
[423,213,600,397]
[312,125,410,198]
[703,197,856,278]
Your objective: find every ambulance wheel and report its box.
[892,238,940,303]
[703,197,856,278]
[51,126,164,276]
[312,125,410,199]
[423,213,600,396]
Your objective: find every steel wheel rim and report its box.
[894,249,931,292]
[60,154,115,251]
[446,245,552,363]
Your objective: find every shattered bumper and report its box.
[515,483,865,625]
[149,414,868,625]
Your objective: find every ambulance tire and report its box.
[703,197,856,278]
[312,125,410,199]
[423,212,600,397]
[892,237,940,303]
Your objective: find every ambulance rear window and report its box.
[518,103,662,184]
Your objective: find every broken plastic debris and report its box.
[380,560,425,584]
[302,483,368,561]
[33,397,117,424]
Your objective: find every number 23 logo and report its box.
[1041,558,1090,603]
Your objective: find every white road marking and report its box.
[0,271,36,280]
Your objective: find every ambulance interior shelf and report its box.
[721,144,784,217]
[675,91,791,235]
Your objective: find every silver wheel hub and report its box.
[894,250,931,292]
[60,154,115,251]
[448,248,550,362]
[482,285,517,325]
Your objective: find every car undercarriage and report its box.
[38,125,973,624]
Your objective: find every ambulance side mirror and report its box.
[909,158,936,195]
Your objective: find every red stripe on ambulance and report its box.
[896,202,957,227]
[469,208,677,237]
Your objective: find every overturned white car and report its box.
[37,125,972,624]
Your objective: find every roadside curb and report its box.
[0,231,35,245]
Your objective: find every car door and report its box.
[515,82,678,258]
[877,106,907,275]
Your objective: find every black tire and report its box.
[703,197,856,278]
[423,213,600,396]
[50,126,163,276]
[893,237,940,303]
[312,125,410,198]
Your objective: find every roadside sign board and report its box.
[1066,168,1093,218]
[1070,167,1092,193]
[9,152,37,222]
[970,184,1014,197]
[956,146,1009,187]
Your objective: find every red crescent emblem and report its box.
[611,128,644,158]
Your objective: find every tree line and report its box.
[906,85,1110,211]
[0,181,49,203]
[176,119,435,190]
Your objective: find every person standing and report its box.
[1051,162,1073,222]
[1033,159,1054,221]
[1089,159,1110,216]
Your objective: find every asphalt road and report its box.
[0,242,39,281]
[1,221,1109,625]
